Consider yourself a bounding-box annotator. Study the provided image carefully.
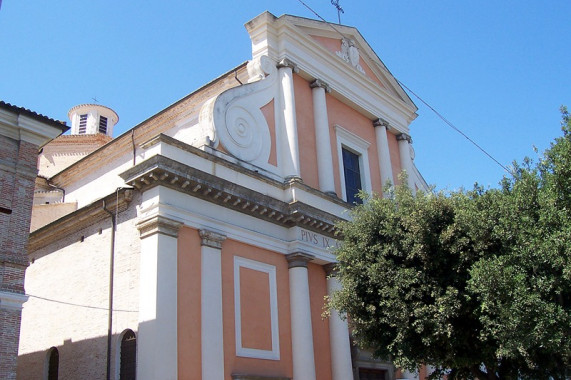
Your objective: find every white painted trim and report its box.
[334,125,372,202]
[0,290,28,310]
[233,256,280,360]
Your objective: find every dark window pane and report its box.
[342,147,362,204]
[120,330,137,380]
[48,347,59,380]
[359,368,387,380]
[99,116,108,134]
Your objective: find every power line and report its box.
[296,0,513,177]
[396,79,514,177]
[27,294,138,313]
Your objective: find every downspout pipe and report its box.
[102,198,116,380]
[47,180,65,203]
[102,186,133,380]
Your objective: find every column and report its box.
[310,79,336,195]
[373,118,394,190]
[277,59,301,180]
[324,264,354,380]
[286,253,316,380]
[136,215,182,380]
[199,229,226,380]
[397,133,416,192]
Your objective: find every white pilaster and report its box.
[277,59,301,180]
[324,264,354,380]
[136,215,182,380]
[311,79,336,195]
[286,252,317,380]
[374,118,394,191]
[199,229,227,380]
[397,133,416,192]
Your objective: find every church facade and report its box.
[18,12,427,380]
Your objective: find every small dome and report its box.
[68,104,119,137]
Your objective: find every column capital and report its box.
[323,263,339,277]
[199,229,226,249]
[373,118,390,129]
[277,58,299,73]
[286,252,315,269]
[137,215,182,239]
[310,79,331,93]
[396,133,412,144]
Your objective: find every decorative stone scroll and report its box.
[336,38,365,74]
[199,55,277,170]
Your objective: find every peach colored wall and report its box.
[387,132,403,185]
[294,74,320,189]
[221,239,293,379]
[326,94,384,195]
[177,227,202,380]
[310,35,385,89]
[261,100,278,167]
[240,267,272,350]
[308,263,332,380]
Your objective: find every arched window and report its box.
[120,329,137,380]
[47,347,59,380]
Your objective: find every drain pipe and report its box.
[47,180,65,203]
[102,197,117,380]
[102,187,133,380]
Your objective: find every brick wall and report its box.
[0,135,38,380]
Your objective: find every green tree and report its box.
[329,108,571,380]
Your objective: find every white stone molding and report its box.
[199,55,277,171]
[137,216,179,380]
[323,265,354,380]
[373,118,394,190]
[277,59,301,180]
[286,252,317,380]
[199,228,226,380]
[0,290,28,311]
[0,109,66,148]
[335,38,365,74]
[334,125,372,202]
[233,256,280,360]
[397,133,416,192]
[310,79,336,195]
[137,214,182,239]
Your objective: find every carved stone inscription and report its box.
[299,228,340,249]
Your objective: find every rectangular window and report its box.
[98,116,108,134]
[359,368,387,380]
[79,114,88,134]
[335,125,371,204]
[342,147,362,204]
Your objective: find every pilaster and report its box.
[199,229,227,380]
[136,215,182,380]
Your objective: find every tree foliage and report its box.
[330,108,571,380]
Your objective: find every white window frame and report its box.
[233,256,280,360]
[335,124,372,202]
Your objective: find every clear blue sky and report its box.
[1,1,570,190]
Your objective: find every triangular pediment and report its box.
[286,16,415,110]
[246,12,417,130]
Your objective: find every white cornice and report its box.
[0,109,67,147]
